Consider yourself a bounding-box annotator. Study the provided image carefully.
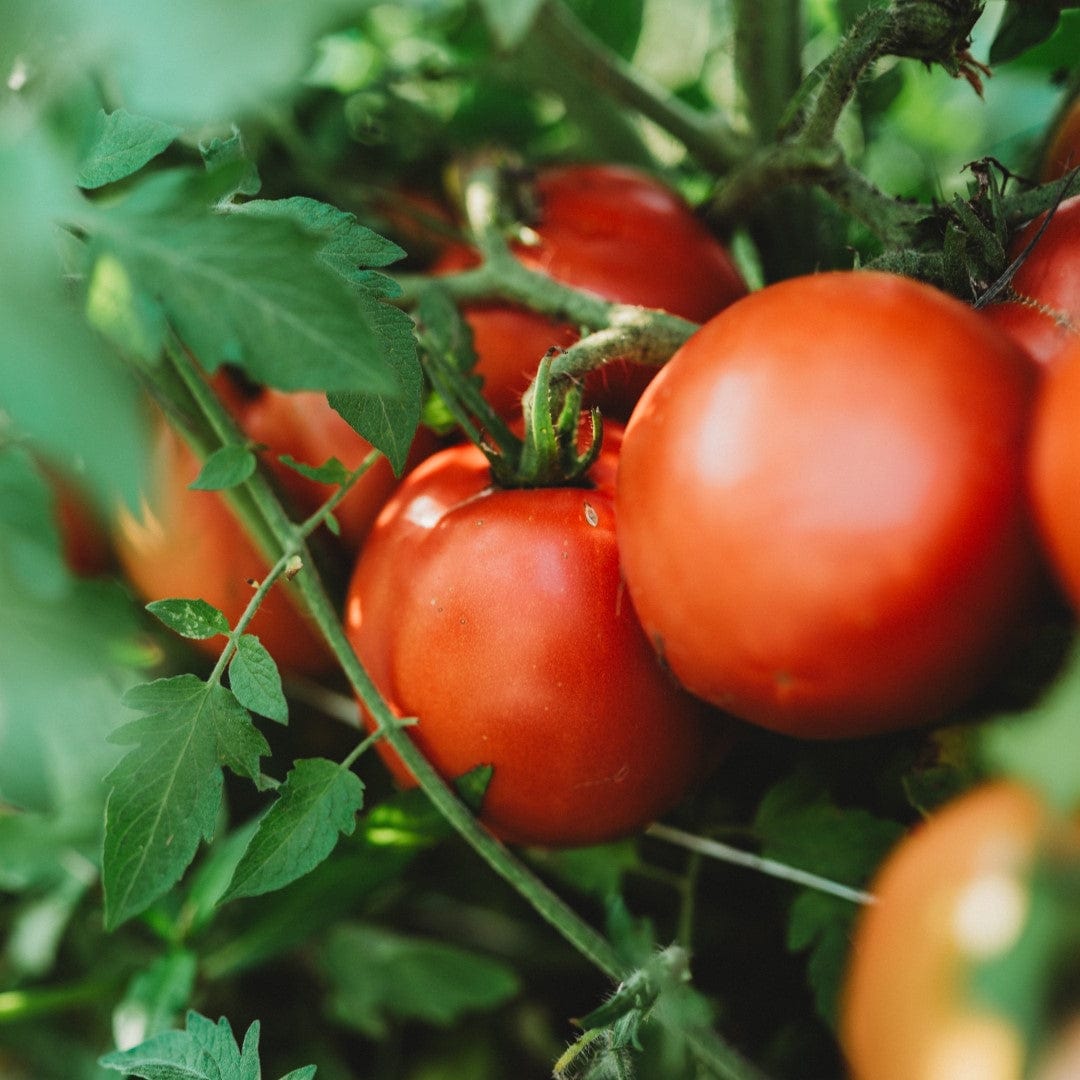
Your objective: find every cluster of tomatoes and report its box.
[56,107,1080,1076]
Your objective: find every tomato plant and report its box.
[616,271,1043,738]
[344,426,728,847]
[982,196,1080,366]
[433,164,747,418]
[840,782,1080,1080]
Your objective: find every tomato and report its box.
[114,386,427,675]
[344,426,728,847]
[981,196,1080,367]
[1042,97,1080,182]
[1028,337,1080,610]
[114,418,336,675]
[840,782,1080,1080]
[40,463,112,577]
[241,387,431,553]
[616,271,1042,739]
[433,164,747,419]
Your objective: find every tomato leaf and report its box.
[99,1010,281,1080]
[989,0,1063,64]
[86,168,402,396]
[102,675,270,929]
[228,635,288,724]
[755,772,904,1028]
[188,445,257,491]
[478,0,547,48]
[222,758,364,903]
[145,598,230,641]
[277,453,352,486]
[112,950,199,1050]
[981,643,1080,813]
[328,301,423,476]
[76,108,181,190]
[201,131,262,199]
[319,922,519,1037]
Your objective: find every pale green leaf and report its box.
[146,599,230,641]
[222,758,364,902]
[189,445,257,491]
[228,635,288,724]
[77,108,181,189]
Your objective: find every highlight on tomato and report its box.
[616,270,1044,739]
[840,781,1080,1080]
[344,423,731,848]
[432,163,747,419]
[981,196,1080,366]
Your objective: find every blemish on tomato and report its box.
[583,501,598,527]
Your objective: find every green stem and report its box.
[530,0,751,174]
[734,0,804,144]
[0,978,122,1023]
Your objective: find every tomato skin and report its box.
[344,428,727,847]
[982,196,1080,366]
[616,271,1042,739]
[1029,338,1080,610]
[840,782,1080,1080]
[433,164,747,419]
[115,419,336,675]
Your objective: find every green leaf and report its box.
[146,599,231,641]
[201,131,262,198]
[320,922,519,1038]
[228,635,288,724]
[102,675,270,928]
[479,0,547,48]
[189,445,257,491]
[277,454,352,486]
[982,643,1080,813]
[328,302,423,475]
[755,772,904,1027]
[990,0,1062,64]
[113,951,199,1051]
[228,196,407,284]
[77,108,181,189]
[87,168,402,396]
[222,758,364,902]
[99,1011,271,1080]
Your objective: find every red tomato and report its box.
[616,271,1042,739]
[841,782,1080,1080]
[1042,97,1080,182]
[982,196,1080,366]
[344,426,728,847]
[433,164,747,419]
[1029,337,1080,609]
[41,464,112,577]
[241,388,431,553]
[114,418,335,675]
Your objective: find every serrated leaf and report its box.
[77,108,181,189]
[278,454,352,486]
[87,168,402,396]
[479,0,547,48]
[146,599,230,640]
[328,302,422,475]
[222,758,364,902]
[228,635,288,724]
[982,644,1080,813]
[229,196,406,283]
[189,445,257,491]
[102,675,270,928]
[100,1011,267,1080]
[321,922,519,1038]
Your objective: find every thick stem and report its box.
[734,0,804,144]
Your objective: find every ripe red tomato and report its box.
[616,271,1042,739]
[39,463,112,577]
[981,196,1080,366]
[1028,337,1080,610]
[433,164,747,419]
[1042,97,1080,182]
[840,782,1080,1080]
[344,426,728,847]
